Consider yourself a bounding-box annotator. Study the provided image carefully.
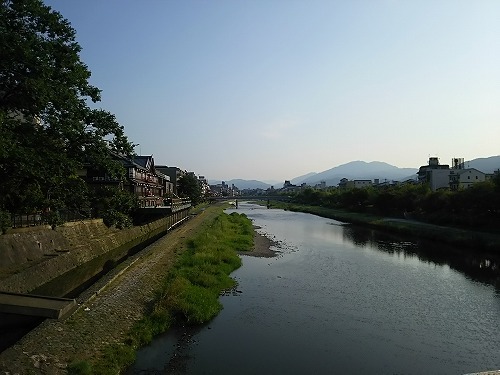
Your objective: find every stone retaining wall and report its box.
[0,220,115,270]
[0,212,188,294]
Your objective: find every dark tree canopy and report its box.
[0,0,134,223]
[178,173,203,206]
[290,179,500,233]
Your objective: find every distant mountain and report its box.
[296,161,418,187]
[466,155,500,173]
[209,179,271,190]
[291,172,317,186]
[208,156,499,191]
[262,179,282,187]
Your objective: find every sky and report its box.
[44,0,499,182]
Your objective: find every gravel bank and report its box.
[0,206,273,374]
[238,226,277,258]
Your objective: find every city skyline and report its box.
[44,0,500,181]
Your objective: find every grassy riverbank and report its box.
[69,208,254,375]
[266,201,500,254]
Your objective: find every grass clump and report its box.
[67,361,92,375]
[91,344,136,375]
[160,212,253,324]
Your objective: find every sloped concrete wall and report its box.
[0,220,115,271]
[0,214,183,294]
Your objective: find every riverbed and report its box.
[129,202,500,374]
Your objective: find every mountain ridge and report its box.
[299,160,418,186]
[209,156,500,190]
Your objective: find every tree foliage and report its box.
[90,186,138,229]
[177,174,202,206]
[290,180,500,232]
[0,0,134,221]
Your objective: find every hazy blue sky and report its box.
[44,0,499,182]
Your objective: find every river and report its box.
[127,202,500,374]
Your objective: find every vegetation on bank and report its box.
[160,211,252,323]
[68,210,254,375]
[267,199,500,253]
[282,176,500,234]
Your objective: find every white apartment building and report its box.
[449,168,486,190]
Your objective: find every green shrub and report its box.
[67,361,92,375]
[102,209,132,229]
[91,344,136,375]
[165,276,222,323]
[0,209,11,234]
[45,210,64,229]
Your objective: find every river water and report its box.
[128,202,500,374]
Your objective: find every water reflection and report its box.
[342,224,500,288]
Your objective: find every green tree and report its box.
[178,174,202,206]
[340,188,369,212]
[0,0,134,221]
[90,186,138,229]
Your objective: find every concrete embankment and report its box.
[0,205,222,374]
[0,211,189,295]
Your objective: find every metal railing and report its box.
[11,213,44,228]
[10,210,89,229]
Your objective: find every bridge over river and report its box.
[210,195,291,201]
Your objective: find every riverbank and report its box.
[0,204,273,374]
[238,226,277,258]
[267,201,500,254]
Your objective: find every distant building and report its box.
[198,175,210,196]
[156,166,185,196]
[338,178,348,188]
[210,181,232,196]
[449,168,486,190]
[372,178,399,188]
[231,183,240,196]
[353,180,372,188]
[338,178,372,189]
[486,169,500,181]
[83,154,170,208]
[282,180,300,192]
[314,181,327,189]
[417,157,451,191]
[121,155,170,207]
[418,156,488,191]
